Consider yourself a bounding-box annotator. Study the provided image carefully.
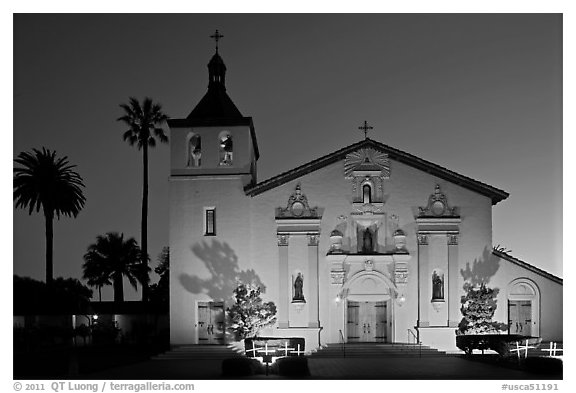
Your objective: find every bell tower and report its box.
[168,31,259,184]
[168,31,259,345]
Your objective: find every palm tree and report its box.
[82,232,143,303]
[13,148,86,284]
[117,97,168,302]
[82,257,111,302]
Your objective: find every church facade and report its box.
[167,47,562,352]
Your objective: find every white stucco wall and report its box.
[169,141,563,349]
[491,255,563,341]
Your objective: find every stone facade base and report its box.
[275,327,322,352]
[417,326,460,352]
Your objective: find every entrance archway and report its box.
[507,278,540,337]
[342,270,397,343]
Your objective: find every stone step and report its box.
[309,343,447,358]
[153,345,244,360]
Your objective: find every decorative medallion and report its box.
[344,148,390,178]
[364,260,374,271]
[276,183,319,218]
[418,184,458,217]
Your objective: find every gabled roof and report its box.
[244,138,509,205]
[492,249,563,285]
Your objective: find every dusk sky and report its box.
[13,14,562,301]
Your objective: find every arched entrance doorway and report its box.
[507,278,540,337]
[342,270,397,343]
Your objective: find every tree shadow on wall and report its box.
[460,246,501,292]
[178,239,266,302]
[459,246,506,333]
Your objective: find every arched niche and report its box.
[218,131,233,166]
[186,132,202,167]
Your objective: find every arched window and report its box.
[362,184,372,204]
[187,133,201,167]
[219,131,233,166]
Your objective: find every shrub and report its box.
[276,356,310,377]
[91,322,120,345]
[524,357,562,375]
[227,283,277,340]
[458,283,508,335]
[456,334,541,357]
[221,357,263,377]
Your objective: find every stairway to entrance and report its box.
[153,345,244,360]
[309,342,447,358]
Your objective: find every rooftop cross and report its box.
[358,121,373,139]
[210,29,224,52]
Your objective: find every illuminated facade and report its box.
[167,47,562,351]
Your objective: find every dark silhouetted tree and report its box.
[82,256,111,302]
[83,232,144,303]
[14,275,92,314]
[227,283,277,340]
[118,97,168,302]
[149,246,169,305]
[13,148,86,284]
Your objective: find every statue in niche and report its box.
[293,273,305,302]
[432,271,444,300]
[362,228,373,253]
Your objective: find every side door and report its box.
[197,302,210,343]
[509,300,532,336]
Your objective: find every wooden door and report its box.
[197,301,225,344]
[509,300,532,336]
[360,302,377,342]
[210,302,225,344]
[375,301,388,342]
[347,301,360,342]
[198,302,210,342]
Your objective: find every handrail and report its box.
[407,329,422,358]
[339,329,346,358]
[407,329,419,344]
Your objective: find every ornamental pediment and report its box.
[276,183,320,219]
[344,148,390,178]
[418,184,459,218]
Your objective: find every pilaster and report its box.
[307,234,320,328]
[277,234,289,329]
[447,234,460,327]
[417,234,430,327]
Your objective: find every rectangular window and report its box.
[205,208,216,235]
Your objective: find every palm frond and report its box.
[14,147,86,219]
